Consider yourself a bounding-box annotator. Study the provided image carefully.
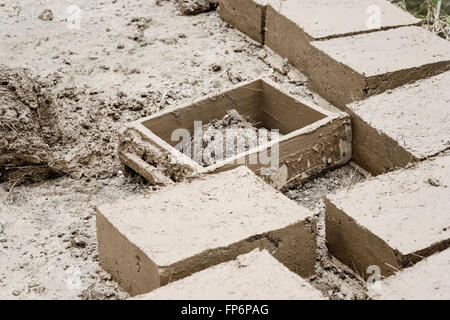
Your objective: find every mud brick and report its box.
[265,0,420,74]
[308,26,450,108]
[369,249,450,300]
[134,249,326,300]
[348,71,450,175]
[97,166,317,296]
[326,153,450,280]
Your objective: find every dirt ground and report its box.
[285,165,368,300]
[1,0,366,299]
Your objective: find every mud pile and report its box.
[0,65,64,188]
[175,0,218,15]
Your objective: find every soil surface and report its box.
[1,0,365,300]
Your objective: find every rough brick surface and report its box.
[369,249,450,300]
[326,153,450,280]
[309,26,450,108]
[265,0,420,73]
[97,166,317,296]
[134,249,326,300]
[348,71,450,175]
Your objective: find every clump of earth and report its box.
[0,65,64,189]
[175,0,218,15]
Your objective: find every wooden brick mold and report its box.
[97,167,318,296]
[325,153,450,280]
[118,78,352,190]
[264,0,421,74]
[308,26,450,109]
[347,71,450,175]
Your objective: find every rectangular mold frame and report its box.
[118,77,352,189]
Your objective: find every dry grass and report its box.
[423,0,449,40]
[392,0,449,40]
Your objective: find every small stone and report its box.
[117,91,127,98]
[257,49,268,59]
[355,293,367,300]
[227,69,243,84]
[427,177,441,187]
[345,292,356,300]
[72,237,86,248]
[70,172,82,180]
[334,293,345,300]
[210,63,221,72]
[38,9,53,21]
[12,290,21,296]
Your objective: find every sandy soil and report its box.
[1,0,365,300]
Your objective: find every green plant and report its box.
[391,0,449,39]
